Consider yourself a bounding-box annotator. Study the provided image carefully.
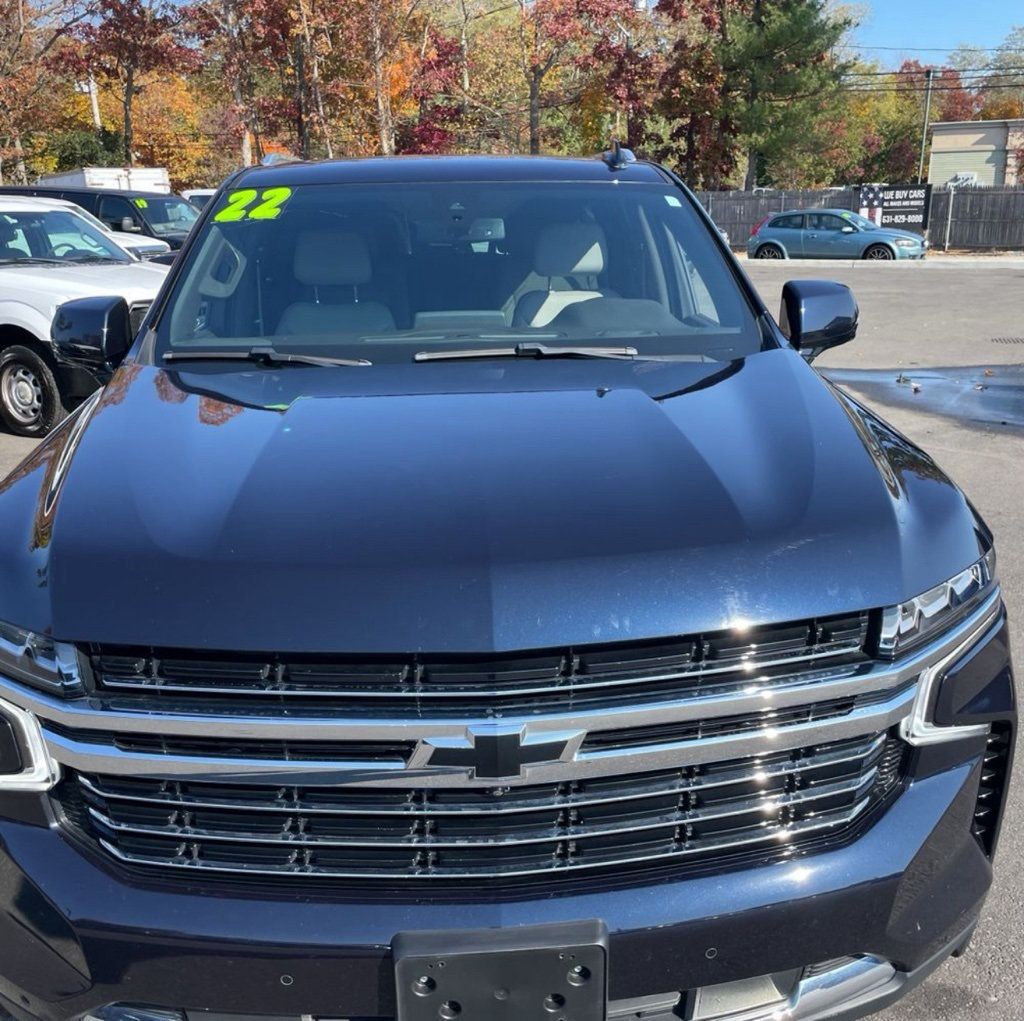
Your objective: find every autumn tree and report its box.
[187,0,292,165]
[0,0,87,183]
[512,0,637,154]
[653,0,849,188]
[70,0,198,163]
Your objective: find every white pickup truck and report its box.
[0,196,168,436]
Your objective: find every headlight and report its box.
[0,621,83,696]
[893,238,918,248]
[879,548,997,658]
[0,697,59,791]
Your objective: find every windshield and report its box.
[137,196,199,236]
[0,209,131,264]
[157,179,762,364]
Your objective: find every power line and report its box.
[844,66,1024,78]
[847,43,1024,54]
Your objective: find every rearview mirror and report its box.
[780,279,858,362]
[120,216,142,233]
[52,295,134,380]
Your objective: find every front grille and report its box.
[85,612,871,717]
[59,732,904,882]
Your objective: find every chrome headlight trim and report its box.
[880,549,997,659]
[0,696,61,791]
[0,621,83,697]
[899,588,1002,747]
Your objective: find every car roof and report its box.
[774,208,853,218]
[0,185,174,198]
[0,196,86,212]
[230,154,673,188]
[0,195,76,208]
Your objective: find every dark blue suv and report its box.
[0,153,1014,1021]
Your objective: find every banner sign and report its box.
[858,183,932,231]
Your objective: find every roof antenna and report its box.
[601,137,636,171]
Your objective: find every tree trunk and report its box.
[123,66,134,164]
[744,148,758,190]
[294,40,310,159]
[528,71,541,154]
[297,0,333,158]
[742,0,763,190]
[369,7,395,156]
[459,0,470,114]
[11,131,28,184]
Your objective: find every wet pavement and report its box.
[826,364,1024,432]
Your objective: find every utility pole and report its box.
[917,68,935,184]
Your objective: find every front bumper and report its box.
[0,731,1000,1021]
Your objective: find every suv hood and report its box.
[0,350,982,653]
[0,261,167,311]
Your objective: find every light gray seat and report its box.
[277,231,396,337]
[512,223,608,328]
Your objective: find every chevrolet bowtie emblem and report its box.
[410,725,586,780]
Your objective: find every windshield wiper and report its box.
[414,342,638,363]
[163,346,372,367]
[1,257,65,266]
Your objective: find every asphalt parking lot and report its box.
[749,260,1024,1020]
[0,261,1021,1020]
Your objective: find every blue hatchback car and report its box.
[749,208,928,260]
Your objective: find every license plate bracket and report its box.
[393,920,608,1021]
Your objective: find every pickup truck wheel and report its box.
[0,345,68,437]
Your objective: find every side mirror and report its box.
[52,296,134,380]
[120,216,142,233]
[780,279,858,362]
[841,225,857,233]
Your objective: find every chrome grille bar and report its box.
[76,733,887,816]
[67,731,900,880]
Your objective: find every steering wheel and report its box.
[51,243,76,257]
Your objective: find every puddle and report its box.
[825,364,1024,432]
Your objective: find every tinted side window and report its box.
[98,195,138,230]
[64,191,100,214]
[806,213,846,232]
[772,214,803,230]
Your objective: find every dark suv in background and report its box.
[0,153,1015,1021]
[0,185,199,249]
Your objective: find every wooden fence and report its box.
[695,186,1024,251]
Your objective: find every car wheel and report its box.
[0,345,69,437]
[863,244,895,261]
[755,244,785,259]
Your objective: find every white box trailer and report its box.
[35,166,172,193]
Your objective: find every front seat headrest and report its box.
[293,230,372,287]
[534,223,607,277]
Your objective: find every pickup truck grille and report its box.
[61,732,903,882]
[86,612,871,716]
[16,601,946,888]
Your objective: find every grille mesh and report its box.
[85,612,871,717]
[60,732,904,883]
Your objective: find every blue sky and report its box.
[853,1,1020,63]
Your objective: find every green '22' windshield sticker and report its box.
[213,186,293,223]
